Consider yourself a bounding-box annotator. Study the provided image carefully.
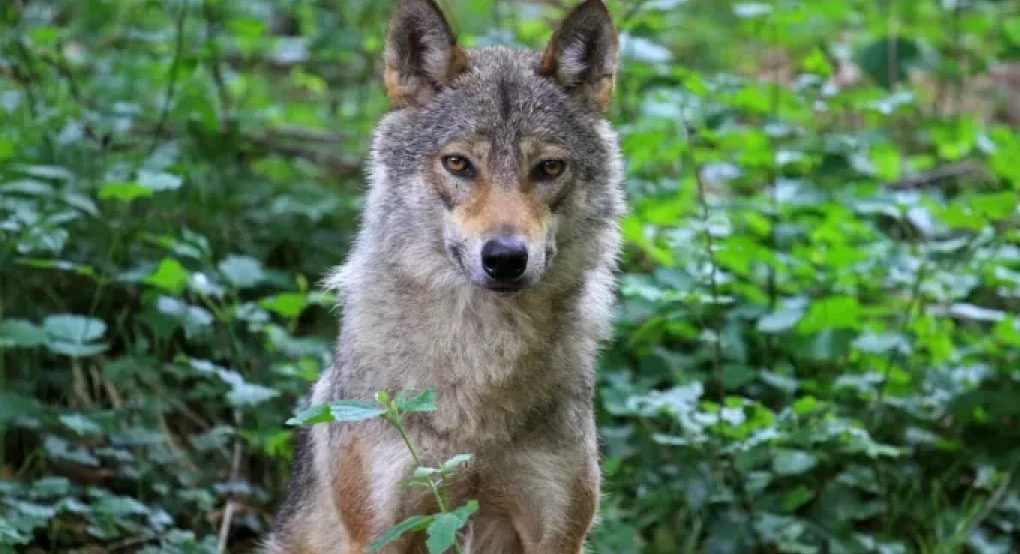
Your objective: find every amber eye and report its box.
[534,159,566,180]
[442,155,474,177]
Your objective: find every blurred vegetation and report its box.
[2,0,1020,553]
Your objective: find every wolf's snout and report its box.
[481,236,528,283]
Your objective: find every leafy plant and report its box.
[288,389,478,554]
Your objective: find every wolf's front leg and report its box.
[321,424,417,554]
[500,437,600,554]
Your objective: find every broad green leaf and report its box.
[757,306,804,333]
[0,319,48,348]
[288,400,385,425]
[145,258,189,294]
[260,293,308,319]
[855,36,923,89]
[852,332,907,354]
[227,381,280,407]
[43,314,106,343]
[780,485,816,512]
[98,181,152,202]
[137,170,183,191]
[59,414,103,436]
[798,297,862,333]
[287,404,334,426]
[364,515,434,552]
[330,401,386,422]
[772,450,819,476]
[218,255,266,289]
[425,514,465,554]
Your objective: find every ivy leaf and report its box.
[364,515,434,552]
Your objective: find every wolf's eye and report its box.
[442,155,474,177]
[534,159,566,180]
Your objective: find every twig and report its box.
[148,1,190,155]
[885,160,984,190]
[157,412,199,472]
[202,0,233,133]
[244,134,360,176]
[957,464,1016,545]
[216,410,244,554]
[680,120,725,395]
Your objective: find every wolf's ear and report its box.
[384,0,468,108]
[538,0,619,113]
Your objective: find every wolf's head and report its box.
[362,0,622,295]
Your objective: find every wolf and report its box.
[267,0,624,552]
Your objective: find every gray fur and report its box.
[267,1,623,553]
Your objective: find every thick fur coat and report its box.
[268,1,624,553]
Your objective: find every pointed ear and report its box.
[538,0,619,113]
[384,0,468,108]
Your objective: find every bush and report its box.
[1,1,1019,553]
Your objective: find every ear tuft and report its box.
[384,0,468,108]
[538,0,619,113]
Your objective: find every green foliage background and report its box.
[2,0,1020,552]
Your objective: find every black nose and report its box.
[481,237,528,282]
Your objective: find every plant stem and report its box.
[388,411,464,554]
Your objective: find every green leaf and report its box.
[218,255,266,289]
[400,389,437,413]
[772,450,819,476]
[43,314,107,355]
[450,500,479,521]
[852,332,907,354]
[137,170,183,191]
[0,319,48,348]
[855,35,923,89]
[145,258,189,294]
[59,414,103,436]
[364,515,434,552]
[413,466,440,480]
[260,293,308,319]
[757,306,804,333]
[330,401,386,422]
[227,381,280,407]
[780,485,816,512]
[425,514,465,554]
[98,181,153,202]
[289,400,386,425]
[287,404,334,426]
[798,297,862,333]
[441,454,473,473]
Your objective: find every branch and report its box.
[885,160,985,190]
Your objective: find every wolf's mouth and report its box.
[483,284,524,295]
